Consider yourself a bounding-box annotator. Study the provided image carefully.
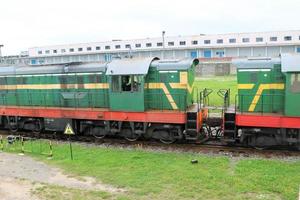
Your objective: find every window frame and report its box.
[217,39,223,44]
[204,40,211,44]
[229,38,236,43]
[242,38,250,43]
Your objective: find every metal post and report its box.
[69,135,73,160]
[49,140,53,157]
[21,137,24,154]
[0,45,3,58]
[0,135,3,151]
[162,31,165,59]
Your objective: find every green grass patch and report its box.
[194,76,237,106]
[33,184,113,200]
[4,140,299,200]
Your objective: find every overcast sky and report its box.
[1,0,300,55]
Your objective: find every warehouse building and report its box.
[1,30,300,66]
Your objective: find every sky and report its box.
[0,0,300,55]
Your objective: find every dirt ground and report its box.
[0,152,125,200]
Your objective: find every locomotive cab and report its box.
[106,58,158,112]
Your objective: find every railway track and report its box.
[0,130,299,158]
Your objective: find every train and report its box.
[0,54,298,149]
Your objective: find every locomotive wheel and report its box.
[159,130,176,144]
[7,116,18,133]
[32,119,43,134]
[123,128,139,142]
[92,127,107,139]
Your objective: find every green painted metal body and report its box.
[284,72,300,116]
[0,59,196,113]
[109,75,145,111]
[0,73,109,108]
[237,65,285,113]
[144,66,195,111]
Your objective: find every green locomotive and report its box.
[224,54,300,149]
[0,58,203,143]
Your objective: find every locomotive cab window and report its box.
[111,75,142,92]
[121,75,141,92]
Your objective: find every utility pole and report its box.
[0,45,3,58]
[162,31,165,59]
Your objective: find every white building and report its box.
[24,30,300,65]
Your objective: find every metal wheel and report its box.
[92,127,107,139]
[7,116,18,133]
[32,119,43,134]
[123,128,139,142]
[159,130,176,144]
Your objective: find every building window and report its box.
[125,44,131,48]
[284,36,292,41]
[217,39,223,44]
[192,40,198,45]
[229,38,236,43]
[105,46,110,50]
[69,48,74,52]
[242,38,250,43]
[87,47,92,51]
[53,50,57,53]
[135,44,141,48]
[168,42,174,46]
[204,40,211,44]
[61,49,66,53]
[256,37,263,42]
[216,50,225,57]
[270,37,277,41]
[96,46,100,50]
[157,42,163,47]
[146,43,152,47]
[179,41,186,45]
[204,50,212,58]
[297,47,300,53]
[38,51,43,55]
[45,50,50,54]
[115,45,121,49]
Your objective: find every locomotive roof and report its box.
[151,58,199,70]
[0,62,107,76]
[233,57,281,69]
[281,53,300,72]
[106,57,158,75]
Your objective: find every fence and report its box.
[0,135,53,157]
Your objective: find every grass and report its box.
[33,184,112,200]
[194,75,237,106]
[6,140,300,200]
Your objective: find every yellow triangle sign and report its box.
[64,123,75,135]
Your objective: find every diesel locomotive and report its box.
[0,57,205,144]
[0,54,299,149]
[224,54,300,149]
